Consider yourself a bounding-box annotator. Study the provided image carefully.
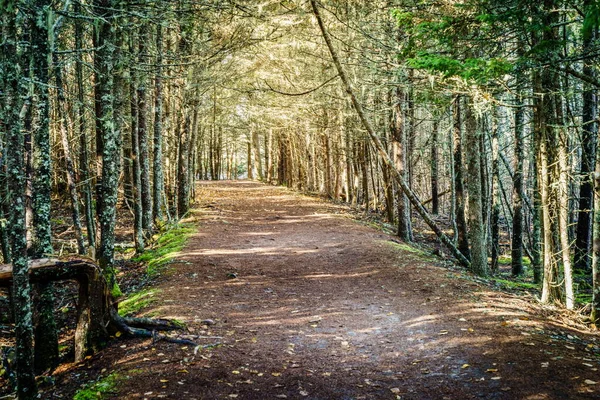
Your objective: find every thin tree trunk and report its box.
[130,61,144,253]
[75,1,96,253]
[512,88,525,275]
[54,53,86,255]
[591,167,600,324]
[153,23,165,224]
[431,119,439,215]
[392,86,412,241]
[137,24,153,236]
[575,6,598,273]
[177,112,191,218]
[491,116,501,274]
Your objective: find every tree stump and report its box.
[0,258,194,366]
[0,258,114,361]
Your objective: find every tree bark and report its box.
[75,1,96,253]
[153,23,165,224]
[2,5,38,396]
[575,5,598,273]
[512,89,525,275]
[453,96,470,260]
[431,119,439,215]
[130,60,144,253]
[94,0,121,294]
[392,86,412,241]
[464,102,488,276]
[137,24,153,236]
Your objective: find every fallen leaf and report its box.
[461,364,470,369]
[272,372,281,377]
[486,369,498,373]
[439,330,449,335]
[160,379,168,383]
[390,387,401,394]
[585,380,597,385]
[232,371,241,375]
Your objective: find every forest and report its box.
[1,0,600,398]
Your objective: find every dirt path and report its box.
[72,181,600,399]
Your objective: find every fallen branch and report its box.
[309,0,470,268]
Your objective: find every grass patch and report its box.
[118,288,161,317]
[73,373,123,400]
[134,223,196,278]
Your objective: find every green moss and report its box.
[118,288,161,317]
[73,373,123,400]
[171,318,186,328]
[494,278,539,291]
[134,223,196,278]
[576,293,593,305]
[497,255,531,267]
[385,240,433,259]
[110,283,123,299]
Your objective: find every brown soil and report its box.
[46,181,600,399]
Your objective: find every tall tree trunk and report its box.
[130,61,144,253]
[559,126,574,309]
[75,1,96,253]
[491,115,501,274]
[512,87,525,275]
[465,102,488,276]
[453,96,470,260]
[392,86,412,241]
[137,24,153,236]
[2,5,38,397]
[430,119,439,215]
[575,7,598,273]
[177,112,191,218]
[592,167,600,324]
[94,0,121,294]
[153,23,165,224]
[538,1,562,304]
[253,130,263,180]
[30,0,59,374]
[54,54,86,256]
